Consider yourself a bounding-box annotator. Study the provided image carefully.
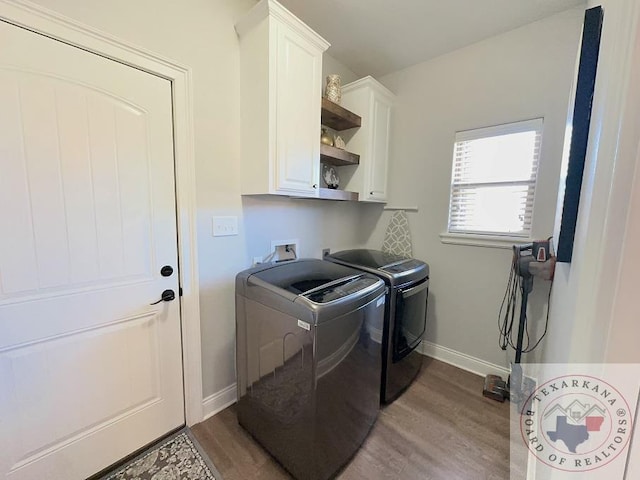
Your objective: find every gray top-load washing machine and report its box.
[325,249,429,404]
[235,259,386,480]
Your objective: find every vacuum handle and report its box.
[516,243,533,252]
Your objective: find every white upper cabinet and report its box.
[236,0,329,197]
[341,77,395,203]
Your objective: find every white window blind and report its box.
[448,118,543,237]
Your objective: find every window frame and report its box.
[444,118,544,244]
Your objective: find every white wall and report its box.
[547,0,640,460]
[607,140,640,363]
[367,9,584,370]
[545,0,640,367]
[24,0,372,400]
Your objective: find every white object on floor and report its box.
[382,210,413,257]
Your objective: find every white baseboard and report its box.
[202,383,237,421]
[419,341,510,378]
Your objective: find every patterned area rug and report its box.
[100,429,221,480]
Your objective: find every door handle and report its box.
[150,289,176,305]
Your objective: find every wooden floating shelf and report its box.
[320,144,360,166]
[321,98,361,130]
[317,188,358,201]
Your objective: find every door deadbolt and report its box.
[160,265,174,277]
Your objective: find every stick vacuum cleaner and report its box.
[483,240,555,402]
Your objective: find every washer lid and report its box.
[248,259,359,293]
[328,249,407,269]
[236,259,386,324]
[242,258,385,305]
[301,275,380,304]
[326,249,429,283]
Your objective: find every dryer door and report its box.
[393,279,429,362]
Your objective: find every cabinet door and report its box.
[274,24,321,196]
[367,95,391,201]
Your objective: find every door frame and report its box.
[0,0,204,425]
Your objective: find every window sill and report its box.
[439,232,531,249]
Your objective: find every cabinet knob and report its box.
[313,184,318,189]
[370,191,374,195]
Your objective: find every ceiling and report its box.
[278,0,586,77]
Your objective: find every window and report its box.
[447,118,543,238]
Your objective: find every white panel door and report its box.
[0,20,184,480]
[274,23,321,196]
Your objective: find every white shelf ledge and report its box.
[383,206,419,212]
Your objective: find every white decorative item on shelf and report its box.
[325,74,342,104]
[334,135,346,149]
[323,165,340,189]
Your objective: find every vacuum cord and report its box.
[498,246,520,351]
[497,246,553,355]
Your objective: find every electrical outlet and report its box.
[212,216,238,237]
[322,248,330,257]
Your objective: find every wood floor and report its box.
[192,357,510,480]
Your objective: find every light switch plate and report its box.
[212,216,238,236]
